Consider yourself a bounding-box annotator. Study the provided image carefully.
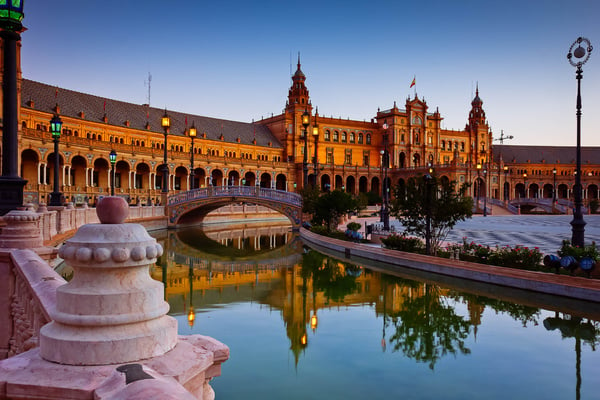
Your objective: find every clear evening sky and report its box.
[21,0,600,146]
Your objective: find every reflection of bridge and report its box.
[167,186,302,229]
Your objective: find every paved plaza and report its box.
[442,215,600,255]
[355,215,600,256]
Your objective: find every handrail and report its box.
[168,186,302,207]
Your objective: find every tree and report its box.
[300,186,321,214]
[390,175,473,254]
[312,189,358,232]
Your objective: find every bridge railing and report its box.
[168,186,302,207]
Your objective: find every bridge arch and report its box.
[167,186,302,230]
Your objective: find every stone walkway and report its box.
[347,214,600,255]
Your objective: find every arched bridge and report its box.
[167,186,303,229]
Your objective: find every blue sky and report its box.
[21,0,600,145]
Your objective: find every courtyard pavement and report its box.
[350,214,600,256]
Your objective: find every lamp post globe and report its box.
[49,113,63,207]
[0,0,24,32]
[567,37,592,247]
[161,109,171,196]
[109,150,117,196]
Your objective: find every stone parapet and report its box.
[0,249,64,360]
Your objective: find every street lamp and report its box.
[424,172,433,255]
[567,36,592,247]
[0,0,26,215]
[302,110,310,188]
[381,120,390,231]
[161,109,171,195]
[189,122,197,190]
[49,113,63,206]
[523,173,527,198]
[109,150,117,196]
[312,113,319,188]
[483,166,488,216]
[553,167,557,203]
[476,163,482,210]
[503,166,509,201]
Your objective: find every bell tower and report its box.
[467,85,490,165]
[286,54,312,114]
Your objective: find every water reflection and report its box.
[149,224,599,399]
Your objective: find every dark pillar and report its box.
[0,30,26,215]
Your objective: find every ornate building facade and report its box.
[4,54,600,211]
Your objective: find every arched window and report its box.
[441,140,445,150]
[366,134,371,145]
[341,131,347,142]
[324,130,331,141]
[349,132,355,143]
[358,133,363,144]
[333,131,339,142]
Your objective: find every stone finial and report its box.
[96,196,129,224]
[40,196,176,366]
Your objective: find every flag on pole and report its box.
[410,76,416,88]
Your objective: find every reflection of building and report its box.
[10,39,598,210]
[155,227,491,366]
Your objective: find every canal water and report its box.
[149,222,599,400]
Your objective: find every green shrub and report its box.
[457,238,542,269]
[557,240,599,260]
[347,222,362,232]
[381,233,425,253]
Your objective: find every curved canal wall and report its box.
[300,228,600,303]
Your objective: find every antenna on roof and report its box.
[144,72,152,106]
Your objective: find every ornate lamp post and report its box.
[189,122,197,190]
[483,165,488,216]
[312,114,319,188]
[0,0,26,215]
[302,110,310,188]
[523,173,527,198]
[381,120,390,231]
[161,109,171,197]
[424,172,433,255]
[49,114,63,206]
[476,163,482,210]
[109,150,117,196]
[553,167,557,203]
[567,36,592,247]
[503,166,509,201]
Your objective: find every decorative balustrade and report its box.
[1,249,64,358]
[168,186,302,207]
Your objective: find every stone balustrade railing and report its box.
[32,203,166,245]
[0,249,65,359]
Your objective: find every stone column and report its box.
[40,196,177,365]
